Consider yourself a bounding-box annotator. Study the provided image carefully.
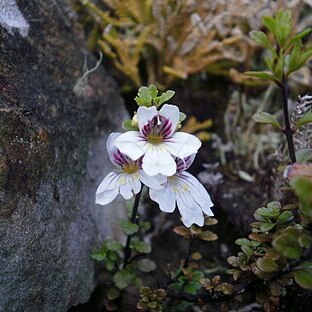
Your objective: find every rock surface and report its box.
[0,0,127,311]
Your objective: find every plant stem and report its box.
[280,74,297,163]
[183,236,194,269]
[123,191,142,267]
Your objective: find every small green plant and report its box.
[246,9,312,164]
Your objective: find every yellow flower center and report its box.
[147,133,163,144]
[123,162,139,174]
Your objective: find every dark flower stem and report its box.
[123,190,142,267]
[280,74,296,163]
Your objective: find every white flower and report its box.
[149,155,214,227]
[96,133,165,205]
[114,104,201,176]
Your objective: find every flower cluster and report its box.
[96,102,214,227]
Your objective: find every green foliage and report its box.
[295,111,312,129]
[252,112,281,129]
[294,262,312,289]
[134,84,175,107]
[246,9,312,82]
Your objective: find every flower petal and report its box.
[142,145,176,176]
[176,190,204,227]
[176,154,196,172]
[165,132,201,159]
[137,106,158,132]
[96,171,120,193]
[159,104,180,136]
[181,172,214,216]
[96,188,119,205]
[149,185,176,213]
[115,131,146,160]
[119,174,141,200]
[139,170,166,190]
[106,132,127,166]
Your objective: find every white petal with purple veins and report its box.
[106,132,122,166]
[159,104,180,136]
[96,172,120,193]
[165,132,201,159]
[115,131,147,160]
[137,106,158,131]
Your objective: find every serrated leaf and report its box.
[131,240,151,253]
[118,220,139,236]
[249,30,272,49]
[122,119,139,131]
[156,90,175,106]
[277,211,294,224]
[252,112,281,129]
[256,257,279,273]
[148,84,158,98]
[295,111,312,128]
[134,86,153,107]
[106,240,123,252]
[113,269,133,289]
[136,259,157,272]
[273,233,302,259]
[294,262,312,289]
[260,222,276,232]
[245,71,274,80]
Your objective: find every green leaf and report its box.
[179,112,187,122]
[260,222,276,232]
[155,90,175,107]
[292,177,312,209]
[262,16,276,34]
[256,257,279,273]
[288,28,312,47]
[118,220,139,236]
[136,259,157,272]
[131,240,151,253]
[252,112,282,129]
[244,71,274,80]
[294,262,312,289]
[249,30,272,49]
[273,233,302,259]
[298,47,312,68]
[288,39,302,74]
[241,245,253,257]
[134,86,153,107]
[298,234,312,249]
[277,211,294,224]
[139,221,151,231]
[295,111,312,128]
[235,238,251,246]
[275,10,292,48]
[122,119,138,131]
[273,54,284,80]
[148,84,158,98]
[106,240,123,252]
[113,269,133,289]
[184,281,201,294]
[107,287,120,300]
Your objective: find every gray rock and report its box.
[0,0,128,311]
